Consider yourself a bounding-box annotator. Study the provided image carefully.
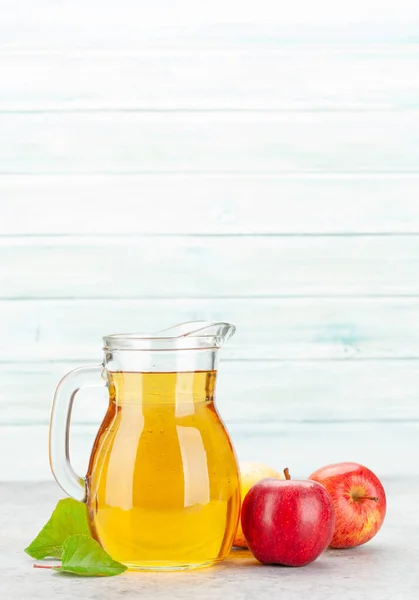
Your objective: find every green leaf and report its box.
[25,498,90,560]
[55,535,127,577]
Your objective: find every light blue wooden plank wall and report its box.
[0,0,418,480]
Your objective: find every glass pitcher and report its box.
[49,321,241,570]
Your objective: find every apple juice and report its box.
[86,371,240,569]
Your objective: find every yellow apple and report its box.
[234,461,284,548]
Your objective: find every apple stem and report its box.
[283,467,291,480]
[359,496,379,502]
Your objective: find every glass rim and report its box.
[103,321,236,351]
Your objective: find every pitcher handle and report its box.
[49,365,105,502]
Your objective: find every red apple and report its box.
[309,462,386,549]
[241,468,335,567]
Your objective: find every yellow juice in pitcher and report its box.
[86,371,241,569]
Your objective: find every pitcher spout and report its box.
[159,321,236,348]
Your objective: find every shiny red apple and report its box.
[309,462,386,549]
[241,469,335,567]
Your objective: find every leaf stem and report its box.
[33,564,61,570]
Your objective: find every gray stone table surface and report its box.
[1,479,418,600]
